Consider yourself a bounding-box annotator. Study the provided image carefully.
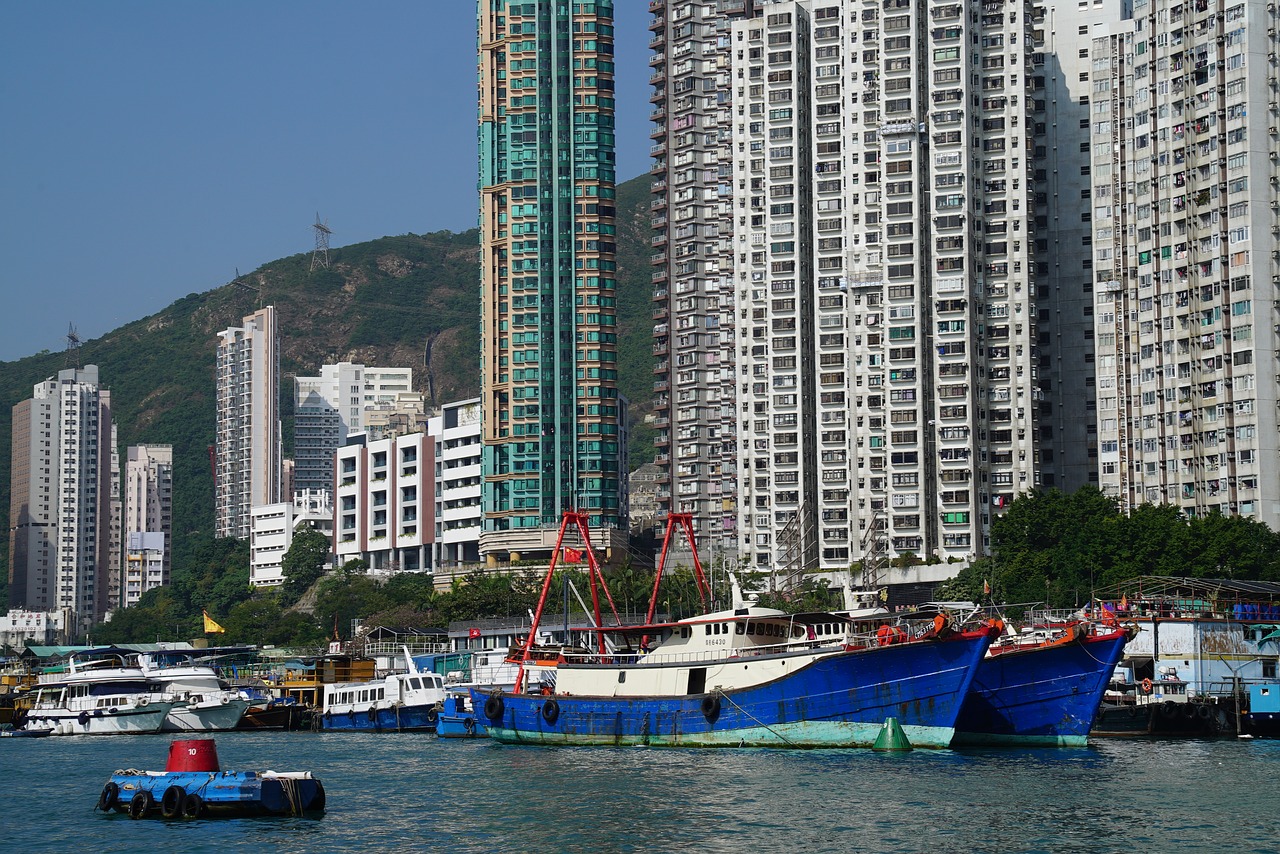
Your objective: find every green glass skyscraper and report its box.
[478,0,626,561]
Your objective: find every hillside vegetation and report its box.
[0,175,656,607]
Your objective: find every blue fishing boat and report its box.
[473,514,996,749]
[95,738,324,819]
[319,647,446,732]
[951,622,1132,747]
[472,592,995,748]
[436,689,485,739]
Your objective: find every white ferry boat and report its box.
[26,649,173,735]
[138,651,250,731]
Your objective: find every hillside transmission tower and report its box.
[65,323,82,368]
[310,214,332,272]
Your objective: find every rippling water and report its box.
[3,731,1277,853]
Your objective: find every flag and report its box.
[1120,593,1129,611]
[202,610,226,634]
[564,547,583,564]
[468,627,482,640]
[983,579,991,596]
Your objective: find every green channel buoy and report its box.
[872,716,913,751]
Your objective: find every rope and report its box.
[279,777,302,816]
[715,690,796,747]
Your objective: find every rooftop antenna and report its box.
[65,323,82,369]
[310,214,332,272]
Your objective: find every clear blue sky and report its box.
[0,1,651,362]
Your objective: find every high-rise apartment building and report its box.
[215,306,281,540]
[647,0,760,559]
[294,363,414,497]
[729,1,1043,582]
[1089,0,1280,525]
[120,444,172,608]
[1034,1,1134,495]
[478,0,628,561]
[8,365,119,631]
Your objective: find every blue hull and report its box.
[319,703,438,732]
[99,770,324,818]
[952,631,1130,747]
[471,633,993,749]
[437,713,487,739]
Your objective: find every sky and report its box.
[0,1,651,362]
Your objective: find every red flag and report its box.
[564,548,583,564]
[468,627,481,640]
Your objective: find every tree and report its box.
[281,529,331,602]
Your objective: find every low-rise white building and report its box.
[122,532,165,608]
[335,398,482,575]
[0,608,69,648]
[249,490,334,587]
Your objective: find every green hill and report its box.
[0,174,656,604]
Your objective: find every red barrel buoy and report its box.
[166,738,221,772]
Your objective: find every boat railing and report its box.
[559,638,854,669]
[361,641,450,659]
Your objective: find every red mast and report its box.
[514,511,621,692]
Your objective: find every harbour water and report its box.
[3,732,1277,853]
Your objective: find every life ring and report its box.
[97,782,119,812]
[426,707,439,725]
[1140,678,1153,694]
[541,698,560,725]
[181,792,204,820]
[128,791,152,820]
[161,785,186,819]
[700,695,721,721]
[483,695,505,721]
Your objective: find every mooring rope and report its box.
[715,690,797,747]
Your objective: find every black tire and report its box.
[483,695,505,721]
[97,781,119,812]
[541,698,560,725]
[1160,700,1179,719]
[128,791,152,820]
[161,785,185,819]
[181,792,203,820]
[426,707,439,725]
[1197,703,1213,721]
[700,695,721,721]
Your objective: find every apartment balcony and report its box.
[653,305,669,321]
[649,31,665,51]
[648,4,664,23]
[652,269,669,284]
